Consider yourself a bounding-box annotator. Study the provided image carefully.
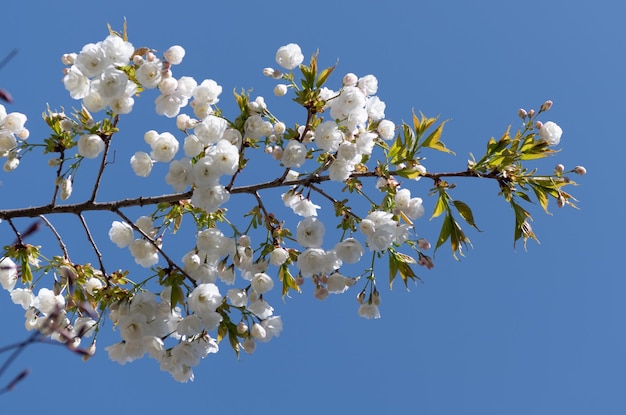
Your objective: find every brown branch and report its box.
[90,115,119,202]
[0,169,500,221]
[112,208,194,285]
[39,215,69,259]
[77,213,105,274]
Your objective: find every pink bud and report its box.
[528,109,535,117]
[555,164,565,174]
[518,108,527,119]
[535,121,543,130]
[540,100,553,112]
[371,289,381,306]
[417,238,431,250]
[418,255,434,270]
[356,290,366,304]
[573,165,587,175]
[314,285,329,301]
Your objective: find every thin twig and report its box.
[112,208,194,284]
[39,215,69,259]
[6,218,23,245]
[90,115,119,202]
[76,213,105,274]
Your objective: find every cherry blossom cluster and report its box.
[0,104,28,171]
[0,256,98,351]
[0,26,586,384]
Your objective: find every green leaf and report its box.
[227,326,241,358]
[169,284,184,311]
[279,264,300,299]
[389,249,420,289]
[389,250,399,288]
[431,191,448,219]
[421,122,454,154]
[452,200,481,231]
[217,321,228,344]
[413,111,438,138]
[316,63,337,88]
[435,215,452,252]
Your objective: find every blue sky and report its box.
[0,0,623,414]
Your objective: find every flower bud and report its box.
[16,128,29,140]
[271,146,283,160]
[295,275,305,286]
[555,164,565,174]
[82,341,97,361]
[164,45,185,65]
[314,285,329,301]
[356,290,366,304]
[535,121,543,130]
[371,290,381,306]
[274,121,286,136]
[176,114,192,131]
[60,119,74,132]
[518,108,527,119]
[342,73,358,86]
[238,235,251,247]
[540,100,553,112]
[58,176,73,200]
[273,84,288,96]
[61,53,76,65]
[418,255,434,270]
[417,238,431,250]
[573,165,587,175]
[237,321,249,334]
[528,109,535,117]
[263,67,275,77]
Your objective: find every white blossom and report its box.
[136,60,163,89]
[358,302,381,319]
[296,217,326,248]
[191,185,230,213]
[539,121,562,146]
[251,272,274,294]
[109,221,134,248]
[275,43,304,70]
[129,239,159,268]
[33,287,65,314]
[188,283,222,318]
[77,134,105,158]
[165,158,192,191]
[150,132,179,162]
[333,238,364,264]
[130,151,153,177]
[248,299,274,319]
[164,45,185,65]
[281,140,307,168]
[269,247,289,266]
[0,257,18,291]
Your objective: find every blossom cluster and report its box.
[0,257,98,350]
[0,104,28,171]
[0,27,584,385]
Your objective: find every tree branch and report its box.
[0,169,503,221]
